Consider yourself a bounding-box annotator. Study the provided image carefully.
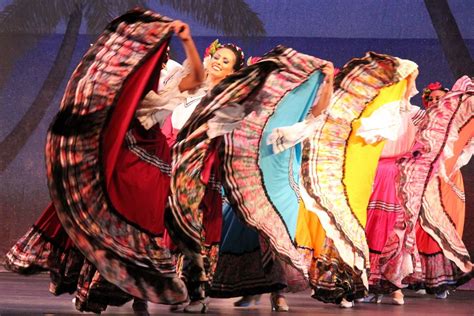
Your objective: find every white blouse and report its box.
[135,60,208,130]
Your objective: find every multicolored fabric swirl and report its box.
[387,76,473,287]
[299,52,417,295]
[168,47,327,278]
[45,9,187,303]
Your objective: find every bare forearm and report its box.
[181,38,205,87]
[311,76,333,116]
[168,20,204,92]
[404,68,418,100]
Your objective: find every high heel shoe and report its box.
[339,298,354,308]
[270,293,289,312]
[357,293,382,304]
[233,295,262,307]
[184,298,209,314]
[391,290,404,305]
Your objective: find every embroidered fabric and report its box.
[171,91,207,130]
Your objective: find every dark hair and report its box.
[219,44,245,71]
[422,82,449,107]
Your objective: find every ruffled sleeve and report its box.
[135,59,192,129]
[357,59,418,144]
[439,132,474,182]
[357,58,419,145]
[266,113,326,154]
[356,100,402,144]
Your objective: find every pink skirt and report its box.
[365,156,404,291]
[366,157,402,251]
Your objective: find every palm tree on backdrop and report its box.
[0,0,266,172]
[424,0,474,78]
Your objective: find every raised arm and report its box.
[311,62,334,117]
[402,68,419,109]
[169,20,205,92]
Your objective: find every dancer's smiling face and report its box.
[427,89,447,108]
[207,47,237,82]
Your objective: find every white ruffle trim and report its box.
[356,100,402,144]
[266,113,326,154]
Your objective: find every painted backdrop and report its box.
[0,0,473,260]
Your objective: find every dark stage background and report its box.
[0,0,473,261]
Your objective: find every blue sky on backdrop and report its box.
[0,0,472,38]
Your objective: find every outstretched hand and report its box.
[169,20,191,41]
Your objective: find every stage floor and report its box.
[1,272,473,315]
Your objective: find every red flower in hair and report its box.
[422,81,448,108]
[426,82,442,91]
[204,39,221,58]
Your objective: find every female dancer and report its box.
[365,77,473,305]
[363,70,422,305]
[408,80,473,298]
[167,47,333,312]
[210,61,335,312]
[144,39,246,313]
[5,9,242,315]
[290,54,419,308]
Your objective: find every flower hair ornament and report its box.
[422,81,449,107]
[247,56,262,66]
[204,39,221,59]
[203,39,245,71]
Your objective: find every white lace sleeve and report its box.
[357,100,402,144]
[158,59,192,99]
[266,113,326,154]
[135,59,192,129]
[439,138,474,182]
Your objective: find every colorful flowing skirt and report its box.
[4,205,131,313]
[168,47,328,286]
[43,8,190,303]
[210,202,294,297]
[408,81,474,293]
[365,156,406,293]
[393,76,473,290]
[299,53,417,303]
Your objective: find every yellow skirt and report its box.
[296,79,409,252]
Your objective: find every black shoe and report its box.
[132,298,150,316]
